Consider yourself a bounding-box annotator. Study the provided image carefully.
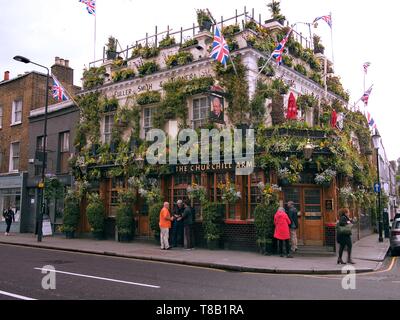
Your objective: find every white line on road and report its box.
[34,267,160,289]
[0,290,37,300]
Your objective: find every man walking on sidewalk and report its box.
[3,206,15,236]
[287,201,298,253]
[159,202,174,250]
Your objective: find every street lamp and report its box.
[303,140,314,160]
[14,55,49,242]
[371,129,383,242]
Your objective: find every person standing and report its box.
[171,200,184,247]
[3,207,15,236]
[274,207,293,258]
[159,202,174,250]
[287,201,299,253]
[182,201,194,249]
[337,208,355,264]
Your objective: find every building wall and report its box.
[0,73,48,173]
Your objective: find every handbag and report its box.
[337,222,352,236]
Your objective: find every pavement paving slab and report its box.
[0,233,389,275]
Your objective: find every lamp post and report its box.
[303,140,314,160]
[14,55,49,242]
[371,129,383,242]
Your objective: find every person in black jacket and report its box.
[3,207,15,236]
[171,200,184,247]
[182,201,194,249]
[287,201,299,253]
[337,208,355,264]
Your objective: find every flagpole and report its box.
[330,12,334,66]
[94,11,97,63]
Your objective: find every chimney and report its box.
[51,56,74,87]
[4,71,9,81]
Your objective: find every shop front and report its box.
[0,173,28,233]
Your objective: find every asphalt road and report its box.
[0,244,399,300]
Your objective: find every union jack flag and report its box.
[52,75,69,102]
[313,14,332,28]
[79,0,96,15]
[363,62,371,74]
[272,28,292,65]
[210,26,230,66]
[361,85,373,105]
[366,111,377,129]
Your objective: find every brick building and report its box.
[0,57,78,233]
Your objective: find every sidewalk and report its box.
[0,233,390,275]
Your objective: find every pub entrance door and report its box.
[283,187,323,246]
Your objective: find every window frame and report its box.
[58,131,70,174]
[192,96,209,129]
[0,105,3,129]
[11,100,22,125]
[9,141,20,172]
[103,113,114,144]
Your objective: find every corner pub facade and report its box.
[77,12,365,251]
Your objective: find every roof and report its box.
[0,70,48,87]
[29,100,76,118]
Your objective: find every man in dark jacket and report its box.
[182,201,194,249]
[287,201,299,252]
[171,200,184,247]
[3,207,15,236]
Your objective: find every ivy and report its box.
[82,66,106,90]
[136,90,161,105]
[214,56,249,125]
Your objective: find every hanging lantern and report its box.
[303,140,314,160]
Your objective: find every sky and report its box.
[0,0,399,162]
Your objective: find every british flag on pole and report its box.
[272,28,292,65]
[210,26,230,66]
[79,0,96,15]
[313,14,332,28]
[361,85,373,105]
[52,75,69,102]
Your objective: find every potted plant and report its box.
[62,190,81,239]
[86,193,106,240]
[217,181,241,205]
[187,183,207,204]
[266,0,286,25]
[106,36,118,60]
[116,189,136,242]
[278,168,300,186]
[202,202,224,249]
[196,9,213,32]
[315,168,336,187]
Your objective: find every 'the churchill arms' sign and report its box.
[175,160,254,174]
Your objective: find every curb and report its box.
[0,240,377,275]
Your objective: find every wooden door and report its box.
[303,188,323,245]
[138,215,150,237]
[283,187,303,245]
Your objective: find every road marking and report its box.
[34,268,160,289]
[0,290,37,300]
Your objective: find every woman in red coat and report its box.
[274,207,293,258]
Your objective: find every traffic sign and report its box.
[374,182,381,193]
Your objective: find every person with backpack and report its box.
[182,201,194,249]
[3,207,15,236]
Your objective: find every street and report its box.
[0,244,399,300]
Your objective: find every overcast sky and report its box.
[1,0,398,161]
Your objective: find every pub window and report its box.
[107,177,125,217]
[246,171,265,220]
[58,131,70,174]
[103,114,114,144]
[143,107,154,136]
[209,172,236,220]
[192,97,209,129]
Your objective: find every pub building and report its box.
[76,9,373,251]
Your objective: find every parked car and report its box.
[390,218,400,256]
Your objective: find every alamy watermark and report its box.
[41,265,56,290]
[341,265,356,290]
[145,128,255,175]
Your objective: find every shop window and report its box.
[0,188,21,222]
[107,177,125,217]
[209,172,236,220]
[304,189,321,213]
[283,188,301,212]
